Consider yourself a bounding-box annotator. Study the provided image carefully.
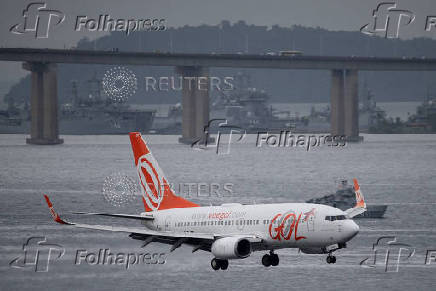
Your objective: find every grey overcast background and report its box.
[0,0,436,92]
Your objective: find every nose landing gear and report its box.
[262,251,279,267]
[211,258,229,270]
[326,253,336,264]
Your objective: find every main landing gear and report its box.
[211,258,229,270]
[326,253,336,264]
[262,251,279,267]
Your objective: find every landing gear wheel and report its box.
[326,255,336,264]
[220,259,229,270]
[211,258,220,270]
[271,254,279,266]
[262,254,272,267]
[211,258,229,270]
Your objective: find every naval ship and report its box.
[0,77,155,134]
[306,180,388,218]
[210,72,306,132]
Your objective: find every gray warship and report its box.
[0,76,155,134]
[211,72,307,132]
[306,180,387,218]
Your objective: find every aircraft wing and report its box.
[44,195,260,252]
[72,211,154,221]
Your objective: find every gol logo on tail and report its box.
[137,154,164,211]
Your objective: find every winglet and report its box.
[344,179,367,218]
[353,179,366,209]
[43,195,72,225]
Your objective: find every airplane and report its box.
[44,132,366,270]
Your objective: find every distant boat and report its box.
[306,179,387,219]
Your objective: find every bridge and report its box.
[1,48,436,144]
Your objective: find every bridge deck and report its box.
[1,48,436,71]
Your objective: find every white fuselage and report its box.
[141,203,359,251]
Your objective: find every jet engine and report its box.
[211,237,251,259]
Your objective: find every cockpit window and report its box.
[325,215,347,221]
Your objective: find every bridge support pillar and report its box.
[330,69,344,136]
[175,66,210,144]
[330,69,361,142]
[23,62,63,145]
[344,69,360,141]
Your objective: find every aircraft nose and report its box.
[351,221,359,234]
[346,221,359,240]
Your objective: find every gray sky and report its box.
[1,0,436,88]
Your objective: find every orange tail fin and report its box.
[353,179,366,209]
[129,132,199,212]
